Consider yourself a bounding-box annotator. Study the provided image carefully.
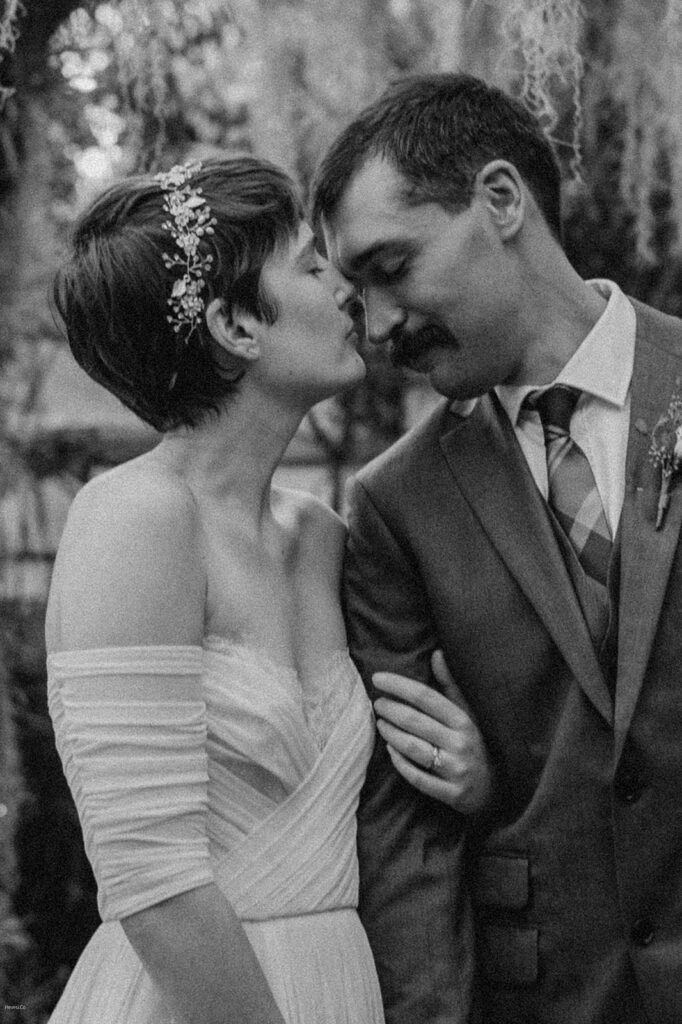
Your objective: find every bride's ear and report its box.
[205,298,261,361]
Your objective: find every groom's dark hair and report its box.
[311,72,563,242]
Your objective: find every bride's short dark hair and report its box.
[53,156,303,432]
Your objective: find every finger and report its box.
[374,697,463,749]
[376,717,441,769]
[373,671,470,728]
[387,744,492,813]
[431,650,475,718]
[379,717,475,784]
[386,745,466,808]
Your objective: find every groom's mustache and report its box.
[388,322,459,370]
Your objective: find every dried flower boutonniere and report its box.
[649,378,682,530]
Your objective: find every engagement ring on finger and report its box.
[428,745,444,772]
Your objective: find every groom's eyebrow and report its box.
[346,239,415,277]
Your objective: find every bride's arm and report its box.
[122,886,284,1024]
[47,470,285,1024]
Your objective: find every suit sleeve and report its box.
[344,477,475,1024]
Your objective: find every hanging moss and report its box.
[108,0,174,169]
[0,0,22,108]
[495,0,585,178]
[607,0,682,261]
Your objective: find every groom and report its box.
[312,73,682,1024]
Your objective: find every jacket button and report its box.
[614,765,644,803]
[631,919,655,946]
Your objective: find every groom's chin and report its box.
[424,363,482,401]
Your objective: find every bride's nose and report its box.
[329,267,356,310]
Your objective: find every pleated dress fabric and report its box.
[46,638,384,1024]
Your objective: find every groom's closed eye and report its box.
[362,244,418,288]
[365,259,410,286]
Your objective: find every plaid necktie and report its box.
[527,385,612,586]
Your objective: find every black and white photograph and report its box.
[1,2,682,1022]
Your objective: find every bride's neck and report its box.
[154,391,305,522]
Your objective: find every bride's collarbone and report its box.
[200,489,346,670]
[202,548,342,651]
[203,506,341,608]
[206,540,335,604]
[199,483,343,570]
[205,557,346,670]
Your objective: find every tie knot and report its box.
[529,385,580,434]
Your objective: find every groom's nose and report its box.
[345,293,366,332]
[363,288,407,345]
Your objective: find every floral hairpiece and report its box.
[156,162,217,345]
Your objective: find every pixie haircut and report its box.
[311,72,563,243]
[54,157,304,432]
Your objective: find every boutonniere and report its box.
[649,378,682,529]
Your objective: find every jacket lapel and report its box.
[440,394,613,725]
[614,306,682,763]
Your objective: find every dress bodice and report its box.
[47,639,375,923]
[201,638,366,853]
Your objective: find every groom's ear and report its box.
[205,298,261,361]
[475,160,525,241]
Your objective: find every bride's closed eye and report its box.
[307,251,328,276]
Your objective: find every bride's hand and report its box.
[372,650,492,813]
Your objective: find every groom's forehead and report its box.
[337,156,411,219]
[322,162,422,269]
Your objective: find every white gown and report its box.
[46,637,384,1023]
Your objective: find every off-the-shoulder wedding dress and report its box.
[46,636,384,1023]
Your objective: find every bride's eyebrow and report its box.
[294,237,318,266]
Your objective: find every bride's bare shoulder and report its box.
[62,458,198,546]
[48,458,204,651]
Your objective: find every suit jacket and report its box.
[344,300,682,1024]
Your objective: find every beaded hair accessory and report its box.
[156,162,217,345]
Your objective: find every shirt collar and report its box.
[494,279,636,427]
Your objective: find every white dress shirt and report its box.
[493,279,636,537]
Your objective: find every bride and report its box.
[46,157,490,1024]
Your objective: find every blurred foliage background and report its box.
[1,0,682,1019]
